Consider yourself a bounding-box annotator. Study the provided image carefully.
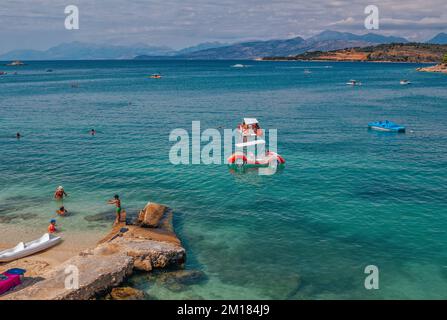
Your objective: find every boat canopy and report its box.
[243,118,259,125]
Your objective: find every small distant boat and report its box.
[368,120,406,133]
[231,64,246,68]
[46,69,53,73]
[304,69,312,74]
[346,79,362,86]
[6,60,25,66]
[0,233,62,262]
[0,71,6,76]
[400,79,411,85]
[149,74,162,79]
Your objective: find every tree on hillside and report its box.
[443,54,447,64]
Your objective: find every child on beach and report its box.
[108,194,122,225]
[48,219,57,233]
[56,206,68,216]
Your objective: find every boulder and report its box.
[108,287,146,300]
[137,202,167,228]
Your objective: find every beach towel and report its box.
[0,272,21,295]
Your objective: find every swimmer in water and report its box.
[56,206,68,216]
[54,186,68,200]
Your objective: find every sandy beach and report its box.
[0,224,106,277]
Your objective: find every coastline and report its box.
[417,63,447,73]
[260,58,437,64]
[0,202,186,300]
[0,224,106,276]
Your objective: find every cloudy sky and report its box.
[0,0,446,53]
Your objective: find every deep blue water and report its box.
[1,60,447,299]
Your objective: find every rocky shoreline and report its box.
[1,202,186,300]
[417,63,447,74]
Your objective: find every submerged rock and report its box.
[84,211,116,222]
[157,270,208,292]
[0,213,38,224]
[107,287,146,300]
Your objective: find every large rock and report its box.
[4,243,134,300]
[136,202,167,228]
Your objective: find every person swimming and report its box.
[107,194,122,225]
[56,206,68,216]
[16,132,21,139]
[90,129,96,136]
[54,186,68,200]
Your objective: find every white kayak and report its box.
[0,233,62,263]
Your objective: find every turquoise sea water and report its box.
[1,60,447,299]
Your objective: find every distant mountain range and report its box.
[1,31,446,61]
[138,30,411,60]
[427,32,447,45]
[0,42,176,60]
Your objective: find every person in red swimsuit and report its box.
[54,186,68,200]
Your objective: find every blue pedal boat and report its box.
[368,120,406,133]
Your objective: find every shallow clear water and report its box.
[1,60,447,299]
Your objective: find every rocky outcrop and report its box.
[136,202,167,228]
[417,63,447,73]
[2,201,185,300]
[3,243,134,300]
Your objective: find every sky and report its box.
[0,0,446,53]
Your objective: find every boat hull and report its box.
[227,151,285,166]
[368,125,405,133]
[0,234,62,263]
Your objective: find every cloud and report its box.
[0,0,446,52]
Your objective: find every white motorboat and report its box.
[400,80,411,85]
[346,79,362,86]
[0,233,62,263]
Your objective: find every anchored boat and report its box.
[368,120,406,133]
[346,79,362,86]
[228,118,285,166]
[400,79,411,85]
[0,233,62,263]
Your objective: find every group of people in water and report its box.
[47,185,123,233]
